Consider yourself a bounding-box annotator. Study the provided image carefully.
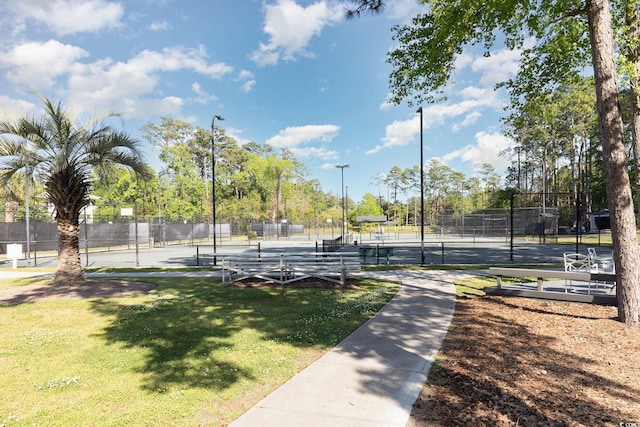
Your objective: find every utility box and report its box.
[6,243,22,268]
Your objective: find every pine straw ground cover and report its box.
[408,294,640,427]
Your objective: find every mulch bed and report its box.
[407,295,640,426]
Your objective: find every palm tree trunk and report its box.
[54,217,86,284]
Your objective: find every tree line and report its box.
[2,114,511,231]
[1,93,621,234]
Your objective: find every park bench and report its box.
[488,267,616,294]
[220,252,360,288]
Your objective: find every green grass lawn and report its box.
[0,276,399,426]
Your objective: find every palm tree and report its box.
[0,95,151,285]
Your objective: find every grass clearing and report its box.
[0,276,399,426]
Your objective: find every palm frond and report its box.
[0,95,150,209]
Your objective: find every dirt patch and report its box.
[0,279,157,305]
[0,276,357,305]
[407,295,640,426]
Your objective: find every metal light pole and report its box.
[157,173,162,246]
[157,169,167,246]
[345,185,349,235]
[211,114,224,265]
[25,166,31,267]
[417,107,425,265]
[335,164,349,244]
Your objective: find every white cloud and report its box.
[238,70,254,80]
[62,45,232,116]
[454,52,474,71]
[225,127,252,146]
[129,45,233,78]
[149,20,171,31]
[241,80,256,93]
[367,116,419,154]
[191,82,218,104]
[452,111,482,132]
[318,78,329,93]
[0,40,232,119]
[442,131,512,170]
[0,40,89,89]
[6,0,124,35]
[369,86,503,154]
[386,0,428,23]
[251,0,343,66]
[0,95,39,120]
[266,124,340,159]
[293,145,339,159]
[236,70,256,93]
[470,48,522,87]
[118,96,184,119]
[378,96,394,111]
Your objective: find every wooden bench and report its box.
[488,267,616,293]
[221,253,360,288]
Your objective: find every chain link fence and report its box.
[1,191,607,267]
[0,207,567,252]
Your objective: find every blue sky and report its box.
[0,0,520,202]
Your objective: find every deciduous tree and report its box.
[347,0,640,325]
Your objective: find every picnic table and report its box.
[358,246,394,264]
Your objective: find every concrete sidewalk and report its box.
[230,270,472,427]
[0,267,470,426]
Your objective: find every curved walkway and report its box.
[230,270,474,427]
[1,268,473,426]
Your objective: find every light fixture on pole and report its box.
[335,164,349,244]
[211,114,224,265]
[417,107,425,265]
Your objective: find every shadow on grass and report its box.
[90,277,395,393]
[90,281,255,392]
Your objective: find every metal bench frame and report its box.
[220,253,360,288]
[489,267,616,294]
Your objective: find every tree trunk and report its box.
[54,217,86,285]
[626,3,640,215]
[587,0,640,326]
